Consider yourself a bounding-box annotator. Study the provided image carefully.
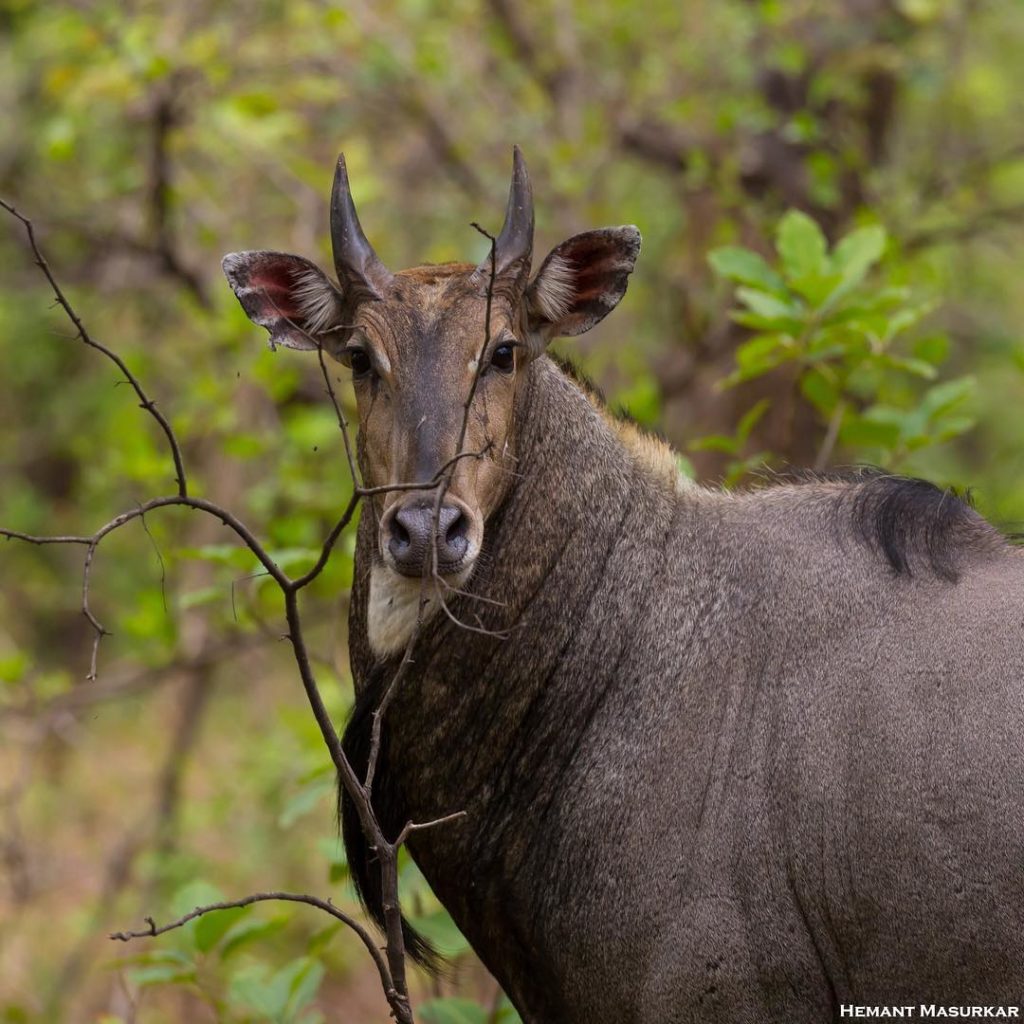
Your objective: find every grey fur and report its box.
[344,356,1024,1022]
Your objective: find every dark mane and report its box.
[550,352,672,443]
[552,355,1004,582]
[339,664,441,972]
[549,352,607,402]
[793,467,1003,582]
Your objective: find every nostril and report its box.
[445,511,468,548]
[391,515,411,551]
[444,507,468,557]
[386,502,473,573]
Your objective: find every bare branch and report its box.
[0,200,505,1024]
[365,585,432,793]
[316,341,362,488]
[0,530,92,545]
[81,542,107,681]
[430,572,508,641]
[395,811,469,848]
[110,891,396,1000]
[419,223,502,636]
[0,198,189,497]
[2,493,291,677]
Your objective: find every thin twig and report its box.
[0,198,189,497]
[364,585,431,793]
[316,341,361,489]
[423,223,499,624]
[0,198,510,1024]
[81,542,107,681]
[110,891,395,1000]
[138,506,169,615]
[394,811,469,848]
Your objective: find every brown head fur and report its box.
[223,149,642,654]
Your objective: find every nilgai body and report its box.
[223,149,1024,1023]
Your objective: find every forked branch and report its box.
[0,198,504,1024]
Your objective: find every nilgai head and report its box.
[223,148,640,590]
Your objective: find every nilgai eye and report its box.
[490,344,515,373]
[349,349,372,377]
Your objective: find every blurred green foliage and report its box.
[704,211,976,482]
[1,0,1023,1020]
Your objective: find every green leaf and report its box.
[880,354,938,380]
[195,905,250,953]
[735,287,800,321]
[839,416,901,450]
[418,998,488,1024]
[882,300,936,342]
[126,962,197,988]
[736,399,771,443]
[689,433,739,455]
[227,957,324,1021]
[800,369,839,417]
[171,881,225,917]
[920,376,975,418]
[862,404,913,427]
[278,778,333,828]
[831,225,886,289]
[708,247,786,294]
[730,311,805,334]
[279,956,325,1018]
[228,964,287,1018]
[0,650,30,684]
[932,414,975,442]
[170,881,226,952]
[219,915,288,960]
[776,210,828,282]
[724,334,794,385]
[912,333,950,366]
[305,923,342,956]
[317,837,349,884]
[791,270,844,306]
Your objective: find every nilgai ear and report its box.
[222,251,345,353]
[524,226,641,352]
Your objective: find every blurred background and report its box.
[1,0,1023,1020]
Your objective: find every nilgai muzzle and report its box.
[225,150,1024,1023]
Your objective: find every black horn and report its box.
[331,154,392,299]
[482,145,534,281]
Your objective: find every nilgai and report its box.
[224,149,1024,1023]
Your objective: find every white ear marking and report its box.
[292,268,343,334]
[529,254,575,322]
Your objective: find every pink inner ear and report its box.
[249,265,302,319]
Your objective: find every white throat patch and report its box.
[367,565,441,657]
